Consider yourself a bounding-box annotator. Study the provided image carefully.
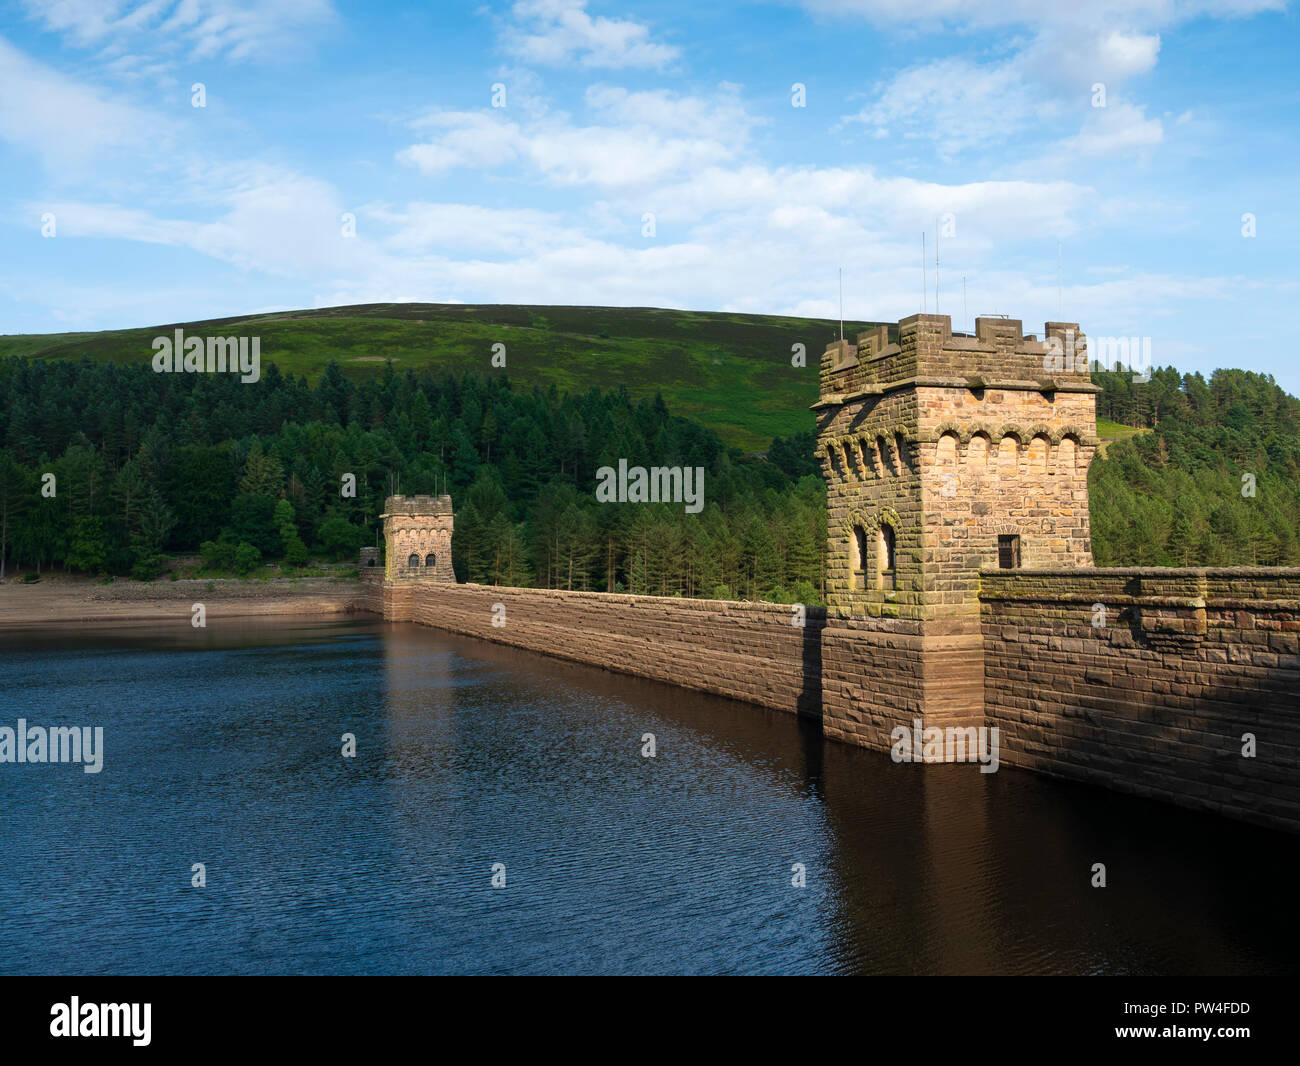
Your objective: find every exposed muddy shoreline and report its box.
[0,576,367,628]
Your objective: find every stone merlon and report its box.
[817,314,1101,409]
[382,493,454,517]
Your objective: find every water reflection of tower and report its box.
[376,620,461,957]
[382,621,455,786]
[812,739,998,974]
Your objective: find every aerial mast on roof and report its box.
[1057,240,1064,319]
[935,217,940,315]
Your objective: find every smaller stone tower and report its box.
[381,494,455,582]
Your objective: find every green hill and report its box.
[3,303,1298,581]
[0,303,875,452]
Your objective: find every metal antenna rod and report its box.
[1058,240,1063,319]
[935,218,940,316]
[839,267,843,341]
[963,274,968,335]
[921,232,926,313]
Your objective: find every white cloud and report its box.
[844,58,1039,159]
[831,0,1279,162]
[841,30,1166,160]
[35,167,362,276]
[368,201,577,256]
[584,83,754,141]
[399,87,753,190]
[501,0,679,69]
[800,1,1284,26]
[646,163,1090,241]
[22,0,338,63]
[523,121,736,188]
[0,35,167,173]
[1057,100,1164,157]
[398,112,525,176]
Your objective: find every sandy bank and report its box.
[0,576,370,628]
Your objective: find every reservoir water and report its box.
[1,617,1296,975]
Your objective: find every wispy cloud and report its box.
[21,0,338,64]
[0,35,169,174]
[399,85,751,189]
[500,0,680,69]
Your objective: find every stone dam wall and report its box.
[360,568,1300,833]
[981,568,1300,834]
[360,577,826,718]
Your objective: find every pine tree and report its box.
[0,452,31,578]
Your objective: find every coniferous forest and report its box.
[0,355,1297,600]
[1090,367,1300,567]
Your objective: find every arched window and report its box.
[1058,436,1077,471]
[1028,435,1049,472]
[878,524,896,590]
[936,433,958,466]
[858,438,877,478]
[367,557,377,567]
[876,436,890,477]
[842,441,857,480]
[425,553,436,568]
[852,525,868,589]
[966,434,990,469]
[998,435,1019,473]
[407,554,420,568]
[893,433,908,474]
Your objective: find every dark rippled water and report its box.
[1,618,1296,975]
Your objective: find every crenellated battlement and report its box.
[818,314,1097,407]
[382,493,454,517]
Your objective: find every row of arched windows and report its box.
[828,432,909,481]
[407,553,438,568]
[934,431,1078,473]
[828,431,1082,481]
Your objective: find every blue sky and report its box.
[1,0,1298,391]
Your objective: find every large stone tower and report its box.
[814,314,1098,746]
[381,494,455,582]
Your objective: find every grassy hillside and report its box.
[3,305,1298,578]
[1094,418,1149,457]
[0,304,875,452]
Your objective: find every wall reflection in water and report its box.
[0,617,1295,975]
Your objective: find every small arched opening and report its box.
[407,554,420,568]
[1028,435,1049,472]
[877,523,897,590]
[851,525,868,589]
[997,435,1019,473]
[858,438,877,478]
[1058,436,1078,471]
[425,553,437,568]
